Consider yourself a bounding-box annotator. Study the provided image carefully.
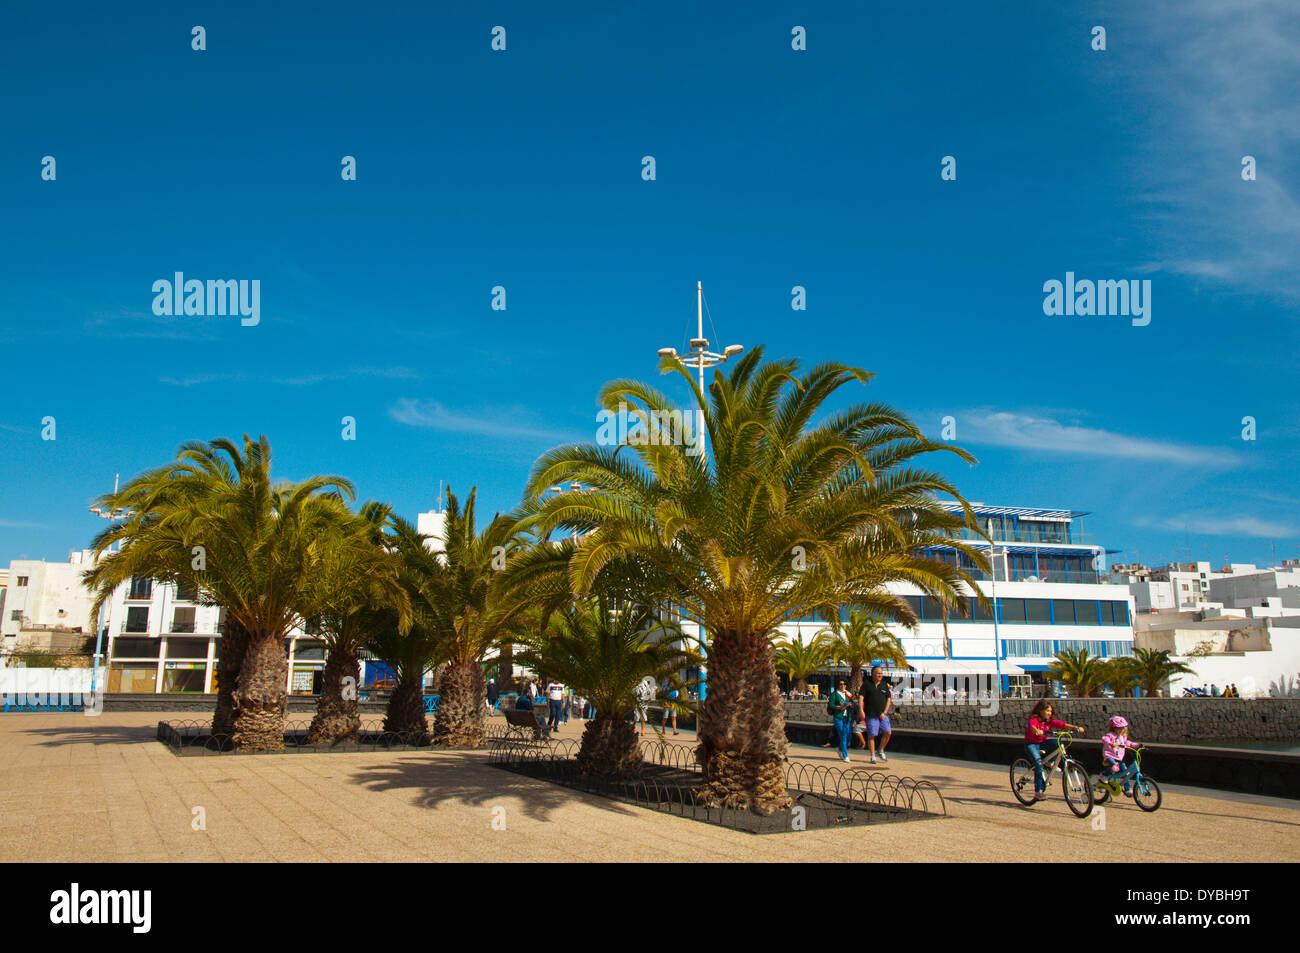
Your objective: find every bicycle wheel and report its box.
[1010,759,1038,806]
[1061,760,1094,818]
[1092,777,1112,805]
[1132,775,1162,812]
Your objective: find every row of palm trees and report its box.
[84,348,995,814]
[774,610,907,694]
[1048,647,1195,697]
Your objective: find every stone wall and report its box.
[785,697,1299,744]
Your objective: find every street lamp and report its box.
[655,282,744,705]
[656,281,743,404]
[88,474,126,705]
[986,536,1004,697]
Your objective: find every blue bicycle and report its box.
[1092,745,1162,812]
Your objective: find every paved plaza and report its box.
[2,711,1297,862]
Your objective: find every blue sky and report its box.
[1,1,1297,569]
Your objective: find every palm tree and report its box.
[1048,647,1109,698]
[1098,656,1139,697]
[1127,648,1196,697]
[773,632,833,694]
[515,598,694,777]
[301,502,412,743]
[84,436,354,751]
[521,348,987,813]
[366,605,441,738]
[820,609,908,692]
[387,489,533,747]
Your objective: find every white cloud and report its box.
[955,410,1237,467]
[1138,513,1298,539]
[160,367,420,388]
[389,398,571,442]
[1138,0,1300,292]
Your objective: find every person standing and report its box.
[633,676,655,736]
[486,678,499,712]
[660,680,680,735]
[828,679,855,763]
[546,679,565,731]
[859,665,895,764]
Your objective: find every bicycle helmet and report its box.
[1108,715,1129,730]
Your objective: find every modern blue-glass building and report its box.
[777,502,1136,695]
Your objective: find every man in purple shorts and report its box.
[859,665,893,764]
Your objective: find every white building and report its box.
[677,503,1136,697]
[1,551,101,657]
[97,575,318,695]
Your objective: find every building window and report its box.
[124,606,150,633]
[1074,601,1101,625]
[112,637,161,658]
[175,580,198,602]
[15,576,28,587]
[1000,599,1027,623]
[1026,599,1051,624]
[1005,639,1053,657]
[163,664,206,693]
[128,576,153,600]
[165,637,208,659]
[9,610,20,622]
[292,640,326,661]
[902,595,923,620]
[170,607,196,633]
[107,663,158,692]
[1051,600,1075,624]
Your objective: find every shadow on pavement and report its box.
[349,756,642,824]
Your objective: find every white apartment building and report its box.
[1,551,101,656]
[98,575,318,695]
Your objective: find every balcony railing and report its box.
[953,527,1095,547]
[964,568,1107,585]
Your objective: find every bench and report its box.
[503,707,550,742]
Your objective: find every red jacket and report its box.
[1025,716,1070,743]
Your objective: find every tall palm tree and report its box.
[521,348,987,813]
[386,490,533,746]
[820,609,909,692]
[516,598,694,777]
[1048,647,1108,698]
[302,502,412,743]
[1127,648,1196,697]
[773,632,833,694]
[83,435,354,751]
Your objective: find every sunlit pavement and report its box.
[1,711,1295,862]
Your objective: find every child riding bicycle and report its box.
[1024,699,1085,801]
[1100,715,1141,794]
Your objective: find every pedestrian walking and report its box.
[546,679,565,731]
[859,665,894,764]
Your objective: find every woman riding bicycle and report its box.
[1024,699,1085,801]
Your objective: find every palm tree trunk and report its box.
[307,645,361,743]
[577,716,642,778]
[695,629,792,815]
[498,642,514,690]
[211,618,249,738]
[383,673,428,736]
[232,633,288,752]
[433,660,486,747]
[848,665,864,694]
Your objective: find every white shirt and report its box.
[547,682,565,701]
